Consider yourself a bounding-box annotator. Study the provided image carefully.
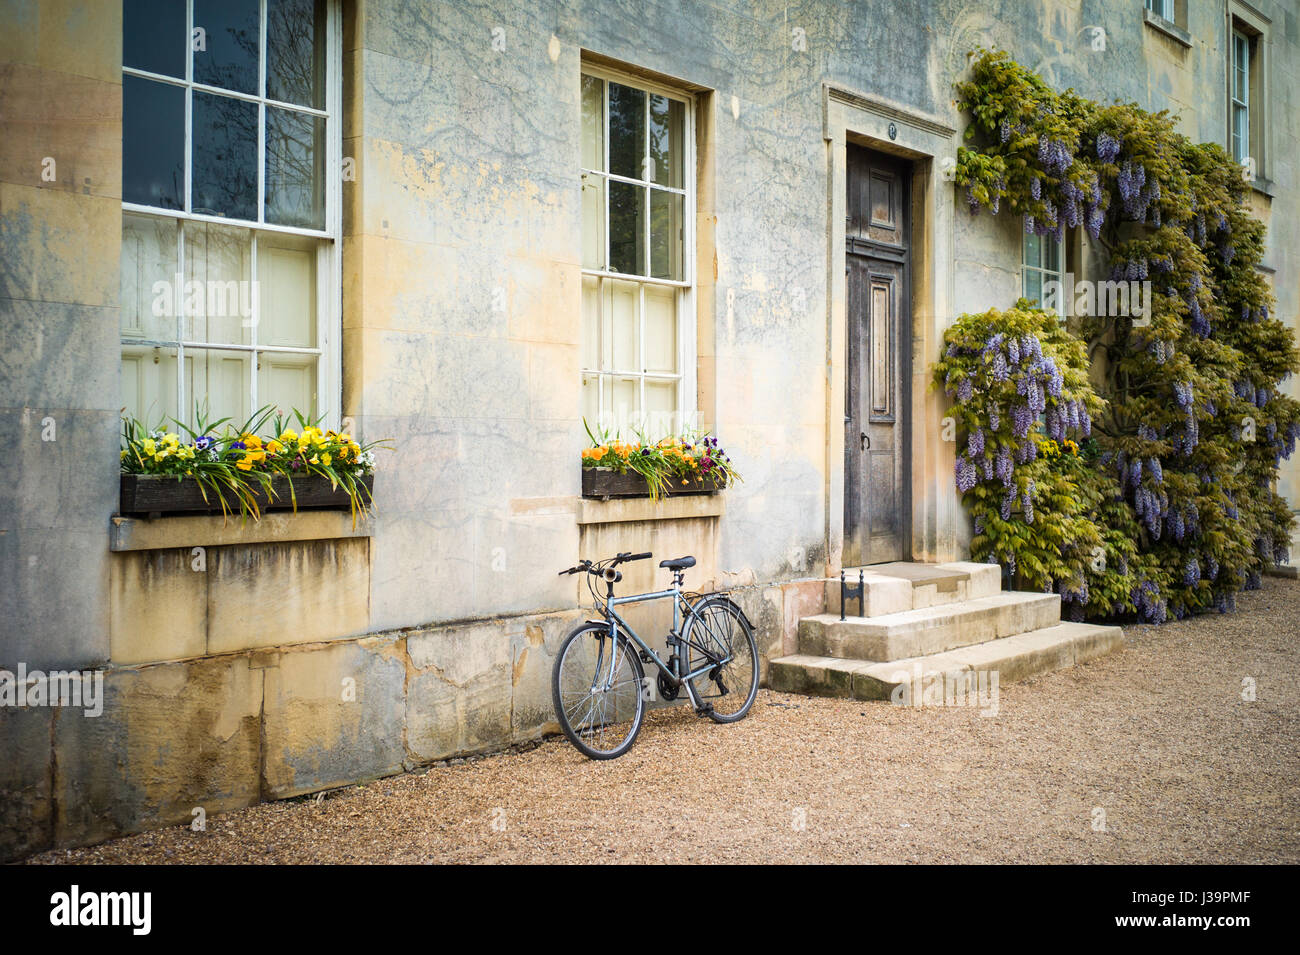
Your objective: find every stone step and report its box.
[826,561,1001,616]
[769,621,1125,702]
[799,591,1061,662]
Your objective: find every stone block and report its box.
[206,538,371,654]
[407,619,513,761]
[53,657,263,846]
[109,548,208,665]
[261,637,407,797]
[0,703,53,862]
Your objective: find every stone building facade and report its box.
[2,0,1297,859]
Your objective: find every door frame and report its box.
[844,145,913,566]
[822,83,959,572]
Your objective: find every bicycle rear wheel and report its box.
[552,623,645,759]
[682,597,759,723]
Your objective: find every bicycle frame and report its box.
[594,580,733,709]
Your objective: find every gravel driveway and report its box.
[30,578,1300,864]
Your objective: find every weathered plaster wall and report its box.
[3,0,1300,860]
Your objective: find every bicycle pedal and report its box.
[695,703,714,717]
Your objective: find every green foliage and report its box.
[121,404,385,523]
[581,419,742,500]
[934,305,1131,619]
[948,50,1300,623]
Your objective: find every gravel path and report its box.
[30,578,1300,864]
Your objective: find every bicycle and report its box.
[551,551,760,760]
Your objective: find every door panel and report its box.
[845,145,910,566]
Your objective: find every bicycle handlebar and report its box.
[557,552,653,577]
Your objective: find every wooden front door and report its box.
[844,144,911,566]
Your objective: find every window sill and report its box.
[1143,10,1192,48]
[110,510,372,552]
[1250,177,1276,199]
[577,494,725,526]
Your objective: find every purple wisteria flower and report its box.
[1096,132,1122,164]
[955,455,977,493]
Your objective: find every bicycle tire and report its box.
[682,596,759,723]
[552,623,646,759]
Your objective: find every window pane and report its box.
[604,279,639,372]
[644,285,676,373]
[581,74,604,170]
[644,380,676,436]
[581,374,600,427]
[184,221,253,346]
[267,0,326,108]
[1024,269,1042,307]
[650,189,684,280]
[192,92,258,221]
[609,376,638,433]
[648,94,684,188]
[608,181,645,275]
[581,173,605,269]
[1043,235,1060,273]
[1233,106,1249,162]
[124,0,186,78]
[1233,35,1249,102]
[184,348,251,427]
[121,345,180,426]
[258,353,318,418]
[265,106,325,229]
[123,76,185,209]
[1022,231,1041,270]
[121,213,180,342]
[581,276,600,369]
[608,83,645,180]
[193,0,260,95]
[257,233,317,347]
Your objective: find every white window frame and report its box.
[1230,28,1251,165]
[1145,0,1174,23]
[579,63,697,436]
[1021,227,1066,316]
[120,0,343,429]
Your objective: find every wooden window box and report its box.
[119,474,374,517]
[581,468,723,500]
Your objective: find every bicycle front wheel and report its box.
[552,623,646,759]
[682,597,759,723]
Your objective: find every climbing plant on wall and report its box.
[934,303,1132,621]
[950,49,1300,623]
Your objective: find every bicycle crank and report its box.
[657,655,680,700]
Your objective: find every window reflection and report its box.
[192,92,258,221]
[268,0,326,108]
[123,76,184,209]
[193,0,260,95]
[123,0,186,78]
[266,107,325,229]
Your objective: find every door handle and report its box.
[861,431,870,450]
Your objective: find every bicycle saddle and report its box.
[659,555,696,570]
